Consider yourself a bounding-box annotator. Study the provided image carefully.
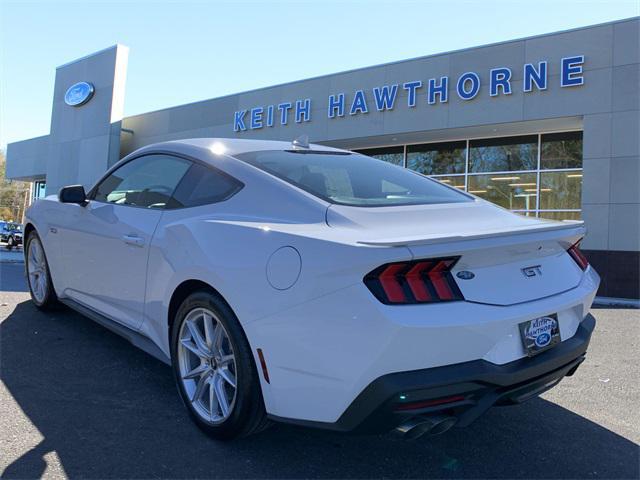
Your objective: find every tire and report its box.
[25,231,59,310]
[6,237,14,250]
[170,290,270,440]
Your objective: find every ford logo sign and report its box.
[456,271,475,280]
[535,332,552,347]
[64,81,95,107]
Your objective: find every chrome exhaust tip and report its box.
[395,415,458,439]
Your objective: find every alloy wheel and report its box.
[177,307,237,424]
[27,237,48,303]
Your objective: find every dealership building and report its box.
[6,17,639,299]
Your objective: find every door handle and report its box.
[122,234,145,247]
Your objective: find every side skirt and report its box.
[59,298,171,366]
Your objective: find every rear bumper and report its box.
[270,313,595,433]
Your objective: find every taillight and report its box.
[364,257,464,304]
[568,241,589,270]
[394,395,466,411]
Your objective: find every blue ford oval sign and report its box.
[64,82,95,107]
[535,332,552,347]
[456,271,475,280]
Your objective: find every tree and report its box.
[0,150,31,223]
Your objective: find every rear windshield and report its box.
[236,150,472,207]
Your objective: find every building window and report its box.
[406,141,466,175]
[541,131,583,169]
[467,172,538,212]
[469,135,538,172]
[354,146,404,166]
[537,211,582,221]
[361,130,583,220]
[33,181,46,201]
[432,175,466,190]
[539,171,583,210]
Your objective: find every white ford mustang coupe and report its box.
[24,138,599,440]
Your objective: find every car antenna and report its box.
[292,134,310,149]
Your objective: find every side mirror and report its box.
[59,185,87,205]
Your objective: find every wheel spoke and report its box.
[213,374,230,417]
[218,354,234,367]
[208,380,219,419]
[186,319,209,356]
[180,338,206,358]
[33,242,43,265]
[29,258,40,271]
[182,363,208,380]
[211,323,224,353]
[218,366,236,388]
[191,374,208,402]
[202,313,215,348]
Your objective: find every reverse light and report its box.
[364,257,464,305]
[568,241,589,270]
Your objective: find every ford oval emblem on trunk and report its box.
[456,271,475,280]
[64,81,95,107]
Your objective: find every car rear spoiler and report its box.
[356,221,586,247]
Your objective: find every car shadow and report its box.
[1,300,638,479]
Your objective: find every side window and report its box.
[93,154,191,209]
[169,163,243,208]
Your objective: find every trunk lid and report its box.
[327,200,586,306]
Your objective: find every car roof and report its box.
[125,137,348,160]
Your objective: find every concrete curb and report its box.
[594,296,640,309]
[0,249,25,265]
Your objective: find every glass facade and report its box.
[407,141,466,175]
[32,181,46,201]
[469,135,538,172]
[355,131,583,220]
[540,132,583,169]
[432,175,465,190]
[467,172,538,212]
[355,146,404,166]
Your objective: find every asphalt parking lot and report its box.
[1,260,638,479]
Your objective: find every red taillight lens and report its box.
[568,241,589,270]
[364,257,464,304]
[394,395,466,411]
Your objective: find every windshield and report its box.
[236,150,472,207]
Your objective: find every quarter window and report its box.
[169,163,243,208]
[93,154,191,209]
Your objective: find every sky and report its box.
[1,0,638,149]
